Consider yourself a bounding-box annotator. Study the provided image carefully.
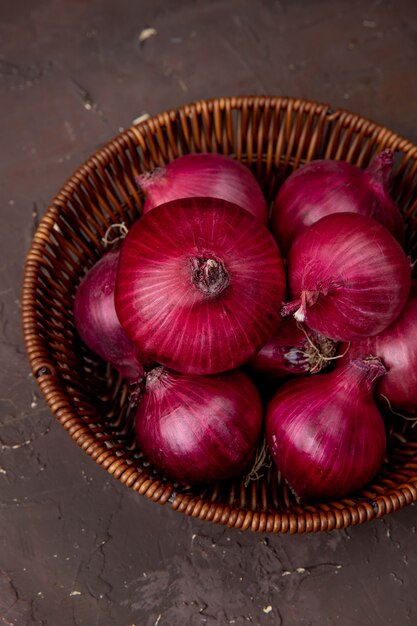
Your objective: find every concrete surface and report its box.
[1,0,417,624]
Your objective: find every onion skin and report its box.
[137,152,268,223]
[284,212,411,341]
[135,367,263,485]
[337,282,417,414]
[115,197,286,375]
[247,317,337,378]
[73,248,142,381]
[271,151,405,256]
[266,358,387,500]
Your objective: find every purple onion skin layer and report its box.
[266,358,387,500]
[73,247,142,382]
[284,212,411,342]
[247,316,337,378]
[271,151,405,256]
[115,197,286,375]
[135,367,263,485]
[337,282,417,414]
[137,152,268,224]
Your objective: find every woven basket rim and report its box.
[21,95,417,534]
[32,95,417,207]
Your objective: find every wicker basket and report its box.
[22,96,417,534]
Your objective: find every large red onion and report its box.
[266,358,387,499]
[283,212,411,341]
[73,247,142,381]
[271,150,405,255]
[247,317,337,378]
[136,153,268,223]
[337,282,417,414]
[135,367,263,485]
[115,197,285,375]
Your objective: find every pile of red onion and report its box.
[73,151,415,500]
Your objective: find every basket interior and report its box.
[22,96,417,533]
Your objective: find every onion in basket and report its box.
[135,366,263,485]
[115,196,286,375]
[247,316,337,378]
[136,152,268,223]
[337,281,417,414]
[282,212,411,341]
[266,357,387,499]
[73,246,143,382]
[271,150,405,255]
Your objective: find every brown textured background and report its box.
[1,0,417,624]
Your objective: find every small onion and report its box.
[283,212,411,341]
[266,358,387,499]
[136,152,268,223]
[247,317,337,378]
[115,197,286,375]
[271,150,405,255]
[73,247,142,381]
[135,367,263,485]
[337,282,417,414]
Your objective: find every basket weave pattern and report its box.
[22,96,417,534]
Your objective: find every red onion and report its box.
[283,212,411,341]
[337,282,417,414]
[248,317,337,378]
[73,247,142,382]
[115,197,285,375]
[266,358,387,499]
[271,150,405,255]
[136,153,268,223]
[135,367,263,484]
